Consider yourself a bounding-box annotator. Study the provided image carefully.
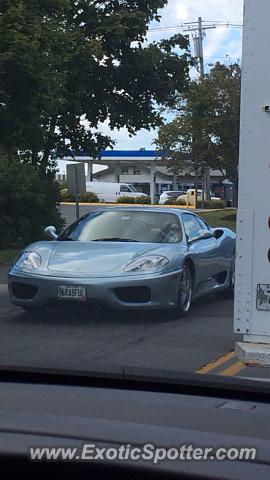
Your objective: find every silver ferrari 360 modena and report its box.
[8,207,236,317]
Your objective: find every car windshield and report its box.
[128,184,137,192]
[59,210,182,243]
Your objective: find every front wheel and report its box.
[173,265,193,318]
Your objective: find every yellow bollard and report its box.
[186,191,190,208]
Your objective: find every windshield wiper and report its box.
[92,238,140,242]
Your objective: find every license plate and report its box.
[58,285,86,301]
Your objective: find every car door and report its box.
[181,213,220,295]
[120,184,133,198]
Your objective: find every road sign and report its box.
[66,163,86,220]
[66,163,86,196]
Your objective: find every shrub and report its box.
[59,188,75,202]
[164,199,177,205]
[176,198,186,206]
[79,191,99,203]
[116,196,135,203]
[210,199,226,209]
[197,199,226,209]
[164,198,185,206]
[0,151,65,249]
[135,195,151,204]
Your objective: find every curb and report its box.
[60,203,235,214]
[60,202,195,209]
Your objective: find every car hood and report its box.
[17,241,185,277]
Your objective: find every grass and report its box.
[0,250,20,266]
[198,209,237,232]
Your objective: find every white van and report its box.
[86,182,148,203]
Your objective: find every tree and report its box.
[155,63,241,192]
[0,149,64,249]
[0,0,190,171]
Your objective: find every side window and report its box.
[182,213,203,241]
[196,216,210,231]
[120,185,129,193]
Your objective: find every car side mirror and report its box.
[212,228,224,239]
[44,226,58,240]
[200,230,215,240]
[188,230,214,244]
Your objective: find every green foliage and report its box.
[196,199,226,209]
[209,200,226,209]
[0,249,20,265]
[0,151,64,249]
[117,196,135,204]
[79,191,99,203]
[164,199,177,205]
[155,63,241,188]
[117,195,151,204]
[164,198,185,206]
[0,1,190,169]
[199,210,237,232]
[176,198,186,206]
[135,195,151,204]
[59,188,75,202]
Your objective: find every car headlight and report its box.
[15,252,42,271]
[124,255,169,273]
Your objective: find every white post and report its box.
[150,164,156,204]
[235,0,270,364]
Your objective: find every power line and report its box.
[149,21,243,32]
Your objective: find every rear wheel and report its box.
[173,264,193,318]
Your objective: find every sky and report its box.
[58,0,244,173]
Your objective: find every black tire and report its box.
[172,264,193,318]
[227,255,235,297]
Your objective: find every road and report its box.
[0,272,236,372]
[1,204,269,380]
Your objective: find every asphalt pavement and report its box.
[0,268,236,372]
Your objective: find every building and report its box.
[91,165,225,197]
[56,150,228,202]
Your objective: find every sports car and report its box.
[8,207,236,317]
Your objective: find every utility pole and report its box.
[198,17,205,76]
[183,18,216,203]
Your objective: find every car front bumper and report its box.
[8,268,182,311]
